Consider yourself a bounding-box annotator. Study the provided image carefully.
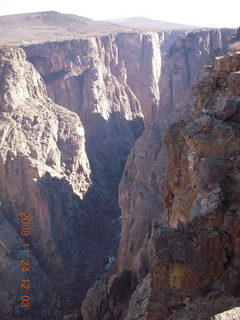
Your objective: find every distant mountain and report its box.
[0,11,131,45]
[108,16,201,31]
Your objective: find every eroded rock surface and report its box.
[1,27,240,320]
[0,31,177,319]
[23,35,148,228]
[117,28,236,277]
[132,51,240,320]
[0,46,92,319]
[81,33,240,320]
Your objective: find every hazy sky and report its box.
[0,0,239,28]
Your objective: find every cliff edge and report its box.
[81,47,240,320]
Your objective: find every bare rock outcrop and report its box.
[0,46,94,318]
[81,31,240,320]
[21,32,179,294]
[117,29,237,277]
[130,50,240,319]
[1,27,240,320]
[23,35,146,230]
[1,30,184,319]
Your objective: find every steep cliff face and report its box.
[117,29,237,277]
[80,29,239,320]
[23,35,147,224]
[0,30,186,319]
[143,50,240,320]
[1,26,239,320]
[0,47,93,318]
[21,31,179,282]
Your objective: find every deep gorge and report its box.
[0,25,239,319]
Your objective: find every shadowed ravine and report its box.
[0,18,239,319]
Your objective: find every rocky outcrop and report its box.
[1,27,239,320]
[1,30,188,319]
[23,35,148,226]
[81,30,240,320]
[22,31,181,289]
[117,29,237,277]
[144,50,240,320]
[124,50,240,319]
[0,46,92,318]
[0,31,181,318]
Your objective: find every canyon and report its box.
[0,11,239,320]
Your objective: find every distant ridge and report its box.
[0,11,93,24]
[0,11,131,45]
[108,16,201,31]
[0,11,203,45]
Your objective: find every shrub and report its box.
[228,41,240,53]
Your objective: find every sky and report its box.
[0,0,239,28]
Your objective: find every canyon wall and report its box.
[22,31,186,209]
[0,31,183,318]
[0,27,239,320]
[0,47,92,318]
[143,49,240,320]
[81,29,239,320]
[117,28,237,276]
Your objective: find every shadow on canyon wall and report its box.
[0,111,144,319]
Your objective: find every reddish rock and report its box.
[82,29,240,320]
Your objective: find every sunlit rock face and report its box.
[0,26,239,320]
[142,49,240,320]
[0,39,145,318]
[22,32,179,219]
[0,46,92,318]
[81,29,240,320]
[23,35,146,229]
[0,31,175,318]
[117,29,236,276]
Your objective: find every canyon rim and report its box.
[0,10,240,320]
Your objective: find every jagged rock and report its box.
[213,56,232,73]
[0,47,47,112]
[0,46,92,318]
[213,307,240,320]
[1,25,239,320]
[117,28,236,277]
[22,31,184,290]
[23,37,147,282]
[164,121,196,227]
[213,97,240,120]
[81,272,136,320]
[87,33,240,320]
[124,274,151,320]
[81,280,109,320]
[145,240,232,319]
[149,51,240,319]
[81,29,239,320]
[107,271,135,298]
[0,30,185,319]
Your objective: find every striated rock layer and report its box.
[143,49,240,320]
[0,31,179,318]
[0,26,239,320]
[81,30,240,320]
[117,28,237,277]
[0,30,186,319]
[0,46,92,318]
